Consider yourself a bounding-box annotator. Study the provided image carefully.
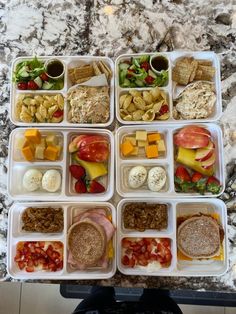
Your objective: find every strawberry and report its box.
[69,165,86,180]
[191,172,207,194]
[74,179,87,193]
[206,176,221,194]
[174,166,194,192]
[87,180,105,193]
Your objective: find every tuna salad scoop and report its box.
[68,86,110,124]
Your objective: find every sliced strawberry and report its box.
[206,176,221,194]
[75,179,87,193]
[69,165,86,180]
[175,166,194,192]
[87,180,105,193]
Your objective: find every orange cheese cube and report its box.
[44,145,60,161]
[145,145,158,158]
[148,133,161,143]
[121,140,134,156]
[24,129,41,144]
[21,145,35,161]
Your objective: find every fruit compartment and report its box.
[10,56,114,127]
[117,126,170,161]
[117,161,171,198]
[115,51,222,124]
[65,203,116,278]
[175,199,228,276]
[8,202,116,280]
[11,128,64,162]
[117,199,175,236]
[171,123,225,198]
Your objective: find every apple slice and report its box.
[201,151,216,168]
[174,133,209,149]
[195,141,215,162]
[178,126,211,138]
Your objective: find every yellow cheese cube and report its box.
[35,145,45,159]
[148,133,161,143]
[121,140,134,156]
[44,145,60,161]
[46,134,58,146]
[39,138,46,147]
[24,129,41,144]
[136,130,147,141]
[157,139,166,152]
[138,140,147,147]
[21,146,35,161]
[130,146,139,156]
[124,136,136,146]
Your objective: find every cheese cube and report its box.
[148,133,161,143]
[157,139,166,152]
[24,129,41,144]
[35,145,45,159]
[21,146,35,161]
[124,136,136,146]
[136,131,147,141]
[46,134,58,146]
[44,146,60,161]
[138,140,147,147]
[55,145,62,158]
[145,145,158,158]
[130,146,139,156]
[39,138,46,147]
[121,140,134,156]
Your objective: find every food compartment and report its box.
[175,199,228,276]
[172,123,224,197]
[118,87,171,124]
[65,129,114,201]
[116,53,170,89]
[10,204,65,238]
[171,51,221,122]
[118,236,176,276]
[11,128,64,162]
[117,162,170,197]
[119,128,168,160]
[117,199,174,236]
[13,93,65,124]
[9,164,63,199]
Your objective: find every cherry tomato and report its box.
[161,238,170,248]
[127,69,135,78]
[122,238,131,248]
[27,80,39,90]
[122,255,130,266]
[140,61,150,71]
[159,104,169,115]
[145,75,154,85]
[53,109,64,118]
[40,72,48,81]
[17,82,28,90]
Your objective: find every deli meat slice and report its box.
[79,213,115,242]
[73,208,107,224]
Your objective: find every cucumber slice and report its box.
[139,55,150,63]
[34,76,43,88]
[132,58,140,68]
[148,70,157,78]
[135,79,145,87]
[119,69,127,84]
[119,63,130,71]
[122,78,131,87]
[42,81,54,90]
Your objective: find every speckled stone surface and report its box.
[0,0,236,290]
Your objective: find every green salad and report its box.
[119,55,168,88]
[13,57,64,90]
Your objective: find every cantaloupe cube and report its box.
[145,145,158,158]
[24,129,41,144]
[136,130,147,141]
[148,133,161,143]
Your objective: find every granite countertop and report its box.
[1,0,236,290]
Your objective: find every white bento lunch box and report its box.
[7,202,116,280]
[116,123,225,198]
[8,128,114,202]
[117,198,228,277]
[115,51,222,125]
[10,56,114,128]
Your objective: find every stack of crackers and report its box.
[68,61,112,85]
[172,57,215,85]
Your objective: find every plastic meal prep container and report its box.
[116,123,225,198]
[115,51,222,124]
[8,128,114,202]
[10,56,114,128]
[7,202,116,280]
[117,198,228,277]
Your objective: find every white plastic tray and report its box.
[8,128,114,201]
[10,56,114,127]
[115,51,222,124]
[116,123,225,198]
[117,198,228,277]
[7,202,116,280]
